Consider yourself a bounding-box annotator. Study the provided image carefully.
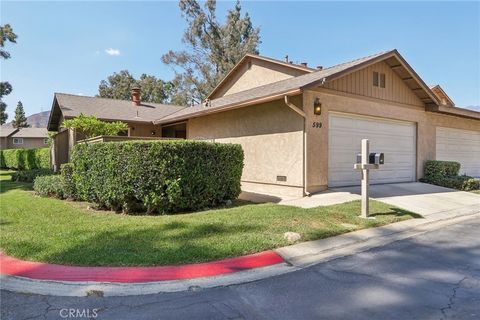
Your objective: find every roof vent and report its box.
[203,99,211,108]
[300,62,308,67]
[285,54,289,63]
[316,65,323,70]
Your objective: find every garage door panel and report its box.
[436,127,480,177]
[328,113,416,187]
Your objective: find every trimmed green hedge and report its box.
[33,175,64,198]
[0,148,50,170]
[60,163,76,199]
[11,169,54,183]
[421,160,479,191]
[424,160,460,180]
[71,140,244,214]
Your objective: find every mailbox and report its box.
[356,153,385,165]
[369,153,384,165]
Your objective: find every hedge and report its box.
[60,163,76,199]
[421,160,479,191]
[71,140,244,214]
[11,168,53,183]
[33,175,64,198]
[0,148,50,170]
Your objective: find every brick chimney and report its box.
[131,85,141,106]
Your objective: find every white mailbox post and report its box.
[353,139,383,218]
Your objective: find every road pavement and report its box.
[2,218,479,320]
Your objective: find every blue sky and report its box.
[1,1,479,118]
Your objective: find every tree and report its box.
[98,70,174,104]
[62,114,128,139]
[12,101,28,128]
[162,0,261,106]
[0,102,7,125]
[0,24,18,123]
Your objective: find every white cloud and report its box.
[105,48,121,56]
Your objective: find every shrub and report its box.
[423,160,460,181]
[60,163,76,199]
[11,168,53,183]
[33,175,64,198]
[0,148,50,170]
[422,160,479,191]
[71,140,244,214]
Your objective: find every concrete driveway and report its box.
[279,182,480,216]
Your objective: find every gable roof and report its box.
[207,53,315,99]
[11,128,48,138]
[155,49,440,124]
[430,85,455,107]
[48,93,185,131]
[0,126,19,138]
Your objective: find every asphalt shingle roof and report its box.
[11,128,48,138]
[0,126,18,138]
[54,93,185,123]
[155,50,394,124]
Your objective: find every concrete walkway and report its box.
[277,182,480,216]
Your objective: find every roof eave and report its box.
[426,105,480,120]
[154,88,302,125]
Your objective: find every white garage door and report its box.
[328,113,416,187]
[436,127,480,177]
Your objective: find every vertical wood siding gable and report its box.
[324,61,424,107]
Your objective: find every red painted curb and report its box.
[0,251,284,283]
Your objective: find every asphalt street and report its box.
[2,218,479,320]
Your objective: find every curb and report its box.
[0,251,284,282]
[1,206,478,296]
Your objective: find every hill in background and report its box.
[3,111,50,128]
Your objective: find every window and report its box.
[13,138,23,145]
[161,123,187,139]
[380,73,386,88]
[44,138,49,144]
[373,72,379,87]
[373,72,386,88]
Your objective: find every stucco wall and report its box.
[187,97,305,197]
[212,59,308,99]
[303,88,480,192]
[129,123,162,137]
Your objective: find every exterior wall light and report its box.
[314,98,322,115]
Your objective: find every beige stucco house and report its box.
[0,127,49,150]
[48,49,480,197]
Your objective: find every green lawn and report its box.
[0,170,419,266]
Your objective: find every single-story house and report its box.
[48,49,480,197]
[0,127,49,150]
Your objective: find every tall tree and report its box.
[12,101,28,128]
[98,70,174,104]
[0,102,7,125]
[162,0,260,106]
[0,24,18,124]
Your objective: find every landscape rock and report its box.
[284,232,301,243]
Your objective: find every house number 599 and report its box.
[312,122,322,128]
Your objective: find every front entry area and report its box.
[328,112,417,187]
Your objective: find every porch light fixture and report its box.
[314,98,322,115]
[151,130,156,135]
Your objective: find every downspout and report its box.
[284,95,310,197]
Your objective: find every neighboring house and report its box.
[47,91,186,170]
[0,127,49,150]
[48,49,480,197]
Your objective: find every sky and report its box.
[1,1,479,118]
